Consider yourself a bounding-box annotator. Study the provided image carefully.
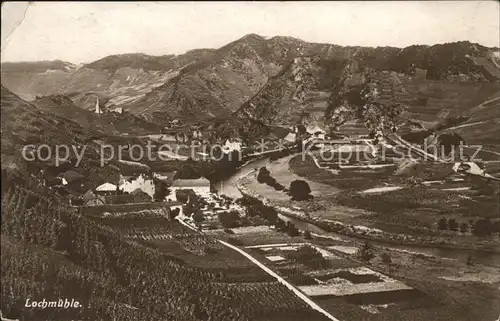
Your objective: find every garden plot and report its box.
[299,267,413,297]
[266,255,286,262]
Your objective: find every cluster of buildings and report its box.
[39,155,213,208]
[81,167,211,207]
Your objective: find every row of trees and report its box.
[284,245,328,269]
[257,167,285,191]
[437,217,500,237]
[256,167,313,201]
[236,195,300,237]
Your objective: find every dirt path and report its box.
[175,216,340,321]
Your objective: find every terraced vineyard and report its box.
[1,179,333,321]
[90,212,280,282]
[398,77,500,123]
[212,281,328,321]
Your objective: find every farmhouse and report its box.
[223,138,243,154]
[130,188,152,203]
[166,177,211,201]
[119,174,155,199]
[111,107,123,114]
[81,190,106,206]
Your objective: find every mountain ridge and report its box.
[2,35,499,126]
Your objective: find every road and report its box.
[220,240,340,321]
[175,216,341,321]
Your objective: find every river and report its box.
[215,157,500,267]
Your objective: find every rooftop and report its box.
[95,182,118,192]
[172,177,210,187]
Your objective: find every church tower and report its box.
[95,95,102,114]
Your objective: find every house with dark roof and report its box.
[130,188,152,203]
[166,178,211,201]
[268,126,290,141]
[82,190,106,206]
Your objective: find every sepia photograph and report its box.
[1,1,500,320]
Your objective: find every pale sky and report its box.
[1,1,499,64]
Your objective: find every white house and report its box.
[223,138,242,154]
[306,125,325,135]
[119,174,155,199]
[166,177,211,201]
[306,125,326,140]
[111,107,123,114]
[284,132,296,143]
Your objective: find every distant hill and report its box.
[84,50,216,72]
[0,86,93,173]
[33,94,162,135]
[2,36,499,128]
[1,60,77,73]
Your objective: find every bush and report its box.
[257,167,286,191]
[203,246,219,255]
[223,228,234,234]
[466,255,475,266]
[153,180,170,202]
[256,167,271,183]
[288,180,313,201]
[381,252,392,265]
[437,218,448,231]
[238,195,278,224]
[285,245,327,268]
[357,242,376,263]
[170,207,180,219]
[218,210,240,228]
[267,178,285,191]
[447,218,459,231]
[472,218,493,237]
[176,189,197,204]
[492,220,500,234]
[192,210,204,224]
[285,222,300,237]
